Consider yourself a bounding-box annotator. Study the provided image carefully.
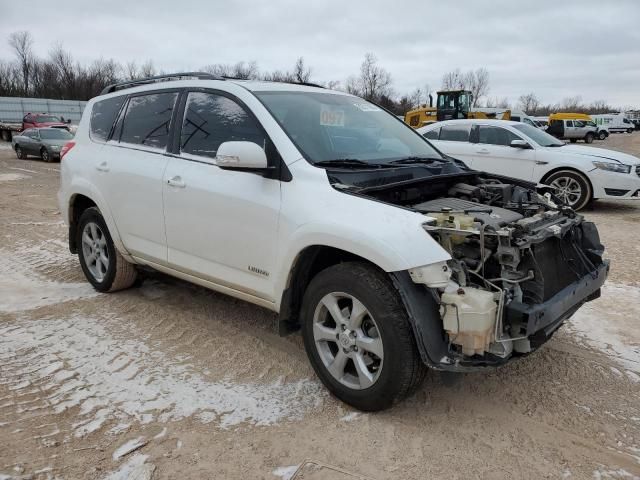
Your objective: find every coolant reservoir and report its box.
[440,286,497,356]
[426,212,475,244]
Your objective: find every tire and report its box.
[76,207,138,292]
[584,133,594,144]
[15,146,26,159]
[544,169,592,211]
[1,130,11,142]
[41,147,51,163]
[628,128,634,134]
[300,261,427,411]
[598,131,607,140]
[569,138,577,143]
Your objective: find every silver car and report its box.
[12,128,74,162]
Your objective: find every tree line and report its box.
[0,30,629,117]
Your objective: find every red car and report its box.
[22,113,69,131]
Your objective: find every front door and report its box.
[162,91,281,301]
[470,125,537,181]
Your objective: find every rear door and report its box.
[22,129,40,154]
[427,123,476,166]
[162,90,281,301]
[470,125,536,180]
[93,90,179,262]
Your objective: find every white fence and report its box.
[0,96,87,124]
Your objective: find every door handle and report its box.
[476,149,490,154]
[167,176,186,188]
[535,160,549,165]
[96,161,109,172]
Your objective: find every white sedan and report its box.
[418,119,640,210]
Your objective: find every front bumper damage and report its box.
[393,261,608,371]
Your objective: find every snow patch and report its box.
[0,248,98,312]
[567,283,640,374]
[340,411,362,422]
[104,454,154,480]
[0,173,29,182]
[0,314,323,435]
[113,437,147,460]
[272,465,299,480]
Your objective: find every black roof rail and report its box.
[100,72,223,95]
[221,76,325,89]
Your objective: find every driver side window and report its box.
[180,92,266,160]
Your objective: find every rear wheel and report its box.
[77,207,138,292]
[584,133,594,144]
[301,261,427,411]
[40,148,51,162]
[628,128,634,134]
[570,138,577,143]
[545,169,592,211]
[15,146,26,159]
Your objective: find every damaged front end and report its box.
[355,172,609,370]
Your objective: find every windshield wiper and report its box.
[390,156,446,165]
[314,159,392,169]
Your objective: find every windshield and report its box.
[35,115,62,123]
[39,129,73,140]
[513,123,565,147]
[254,91,444,165]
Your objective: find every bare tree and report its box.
[518,92,540,114]
[353,53,392,102]
[293,57,312,83]
[442,68,465,90]
[465,68,489,107]
[202,61,258,79]
[560,95,583,111]
[8,31,34,94]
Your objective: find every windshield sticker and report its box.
[353,103,382,112]
[320,106,345,127]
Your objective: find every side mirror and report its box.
[215,141,268,170]
[510,139,532,149]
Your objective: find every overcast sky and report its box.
[2,0,639,107]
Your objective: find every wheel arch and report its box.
[277,245,380,335]
[541,166,594,194]
[65,186,129,259]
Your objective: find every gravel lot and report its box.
[0,135,639,480]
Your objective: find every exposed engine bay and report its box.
[331,169,608,365]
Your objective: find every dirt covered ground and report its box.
[0,134,639,480]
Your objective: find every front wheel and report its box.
[584,133,594,144]
[570,138,578,143]
[77,207,138,292]
[301,262,426,411]
[598,131,607,140]
[545,169,592,211]
[628,128,634,134]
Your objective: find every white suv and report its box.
[59,73,609,411]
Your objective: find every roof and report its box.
[418,119,523,130]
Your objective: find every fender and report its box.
[65,177,135,263]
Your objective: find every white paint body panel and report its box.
[419,119,640,200]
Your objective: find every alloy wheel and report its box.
[550,176,582,207]
[312,292,383,390]
[81,221,109,282]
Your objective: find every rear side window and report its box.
[566,120,574,127]
[477,126,519,146]
[180,92,265,159]
[90,96,126,142]
[120,92,178,149]
[439,124,471,142]
[423,127,440,140]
